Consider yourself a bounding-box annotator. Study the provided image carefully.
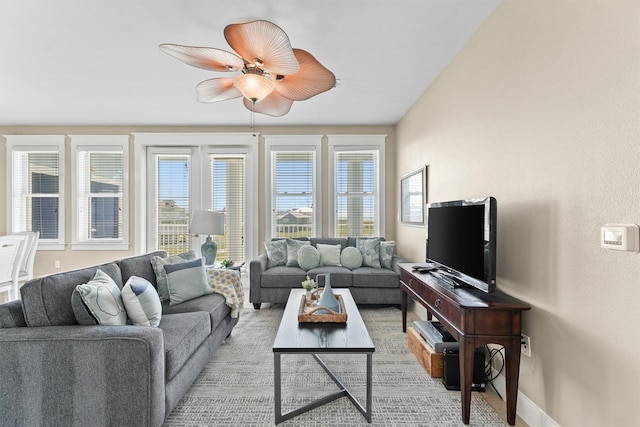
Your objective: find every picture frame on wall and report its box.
[400,166,427,225]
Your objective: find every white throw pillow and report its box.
[74,269,127,326]
[340,246,363,270]
[297,245,321,271]
[122,276,162,327]
[317,243,342,267]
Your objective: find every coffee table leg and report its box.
[274,352,282,424]
[366,352,373,423]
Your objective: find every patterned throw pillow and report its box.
[151,250,197,302]
[264,240,287,269]
[164,258,212,306]
[356,238,381,269]
[73,269,128,326]
[121,276,162,327]
[380,241,396,269]
[297,245,320,271]
[317,243,342,267]
[286,239,311,267]
[340,246,363,270]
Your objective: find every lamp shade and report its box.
[190,210,225,236]
[234,73,274,102]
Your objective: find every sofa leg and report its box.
[253,303,261,310]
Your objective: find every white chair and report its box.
[13,231,40,284]
[0,235,28,301]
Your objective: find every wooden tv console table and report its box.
[399,263,530,425]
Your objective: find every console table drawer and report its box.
[401,273,461,332]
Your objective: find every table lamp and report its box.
[190,210,225,266]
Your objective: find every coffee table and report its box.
[273,288,375,424]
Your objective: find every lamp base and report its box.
[201,236,218,266]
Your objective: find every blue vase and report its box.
[316,274,339,314]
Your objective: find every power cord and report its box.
[484,345,505,400]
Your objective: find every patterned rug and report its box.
[163,306,507,426]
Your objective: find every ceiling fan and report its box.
[160,20,336,118]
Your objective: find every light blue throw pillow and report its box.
[164,258,212,306]
[264,240,287,268]
[298,245,320,271]
[356,238,381,269]
[151,250,197,303]
[380,241,396,269]
[340,246,363,270]
[317,243,342,267]
[122,276,162,327]
[286,239,311,267]
[74,269,128,326]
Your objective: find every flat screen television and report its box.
[425,197,497,293]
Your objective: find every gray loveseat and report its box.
[250,237,408,309]
[0,251,239,427]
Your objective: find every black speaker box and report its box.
[442,349,486,392]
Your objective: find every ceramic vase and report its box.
[315,273,339,314]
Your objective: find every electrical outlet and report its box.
[54,260,60,269]
[521,334,531,357]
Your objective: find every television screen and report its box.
[426,197,496,293]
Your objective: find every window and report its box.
[264,135,322,239]
[5,135,65,249]
[71,135,129,250]
[328,135,386,238]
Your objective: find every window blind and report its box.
[156,154,191,255]
[271,151,315,238]
[211,155,245,262]
[334,150,379,237]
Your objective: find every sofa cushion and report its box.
[159,312,211,381]
[0,300,27,328]
[21,262,123,327]
[356,238,381,268]
[317,243,342,267]
[122,276,162,327]
[73,269,128,326]
[307,266,353,287]
[264,240,287,268]
[164,258,212,306]
[261,266,308,288]
[311,238,347,251]
[162,293,230,332]
[151,250,197,303]
[297,245,320,270]
[352,267,400,288]
[285,239,311,267]
[118,251,166,287]
[340,246,363,270]
[380,241,396,269]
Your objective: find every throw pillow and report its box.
[263,240,287,268]
[121,276,162,327]
[151,250,197,303]
[297,245,320,271]
[340,246,363,270]
[164,258,212,306]
[356,238,381,268]
[286,239,311,267]
[317,243,342,267]
[380,241,396,269]
[73,269,128,326]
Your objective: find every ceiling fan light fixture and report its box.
[234,73,274,102]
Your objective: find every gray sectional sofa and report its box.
[250,237,408,309]
[0,251,239,427]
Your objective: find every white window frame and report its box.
[133,133,259,261]
[327,134,386,238]
[5,134,66,250]
[264,135,323,240]
[70,135,129,250]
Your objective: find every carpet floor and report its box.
[163,305,508,426]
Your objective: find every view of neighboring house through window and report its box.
[71,135,128,249]
[5,135,65,248]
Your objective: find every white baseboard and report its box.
[490,368,560,427]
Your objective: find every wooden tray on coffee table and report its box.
[297,293,347,323]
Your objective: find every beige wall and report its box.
[0,125,396,278]
[396,1,640,426]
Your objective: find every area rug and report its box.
[163,306,507,426]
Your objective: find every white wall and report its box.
[396,1,640,426]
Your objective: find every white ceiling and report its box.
[0,0,500,127]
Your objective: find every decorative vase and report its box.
[315,273,339,314]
